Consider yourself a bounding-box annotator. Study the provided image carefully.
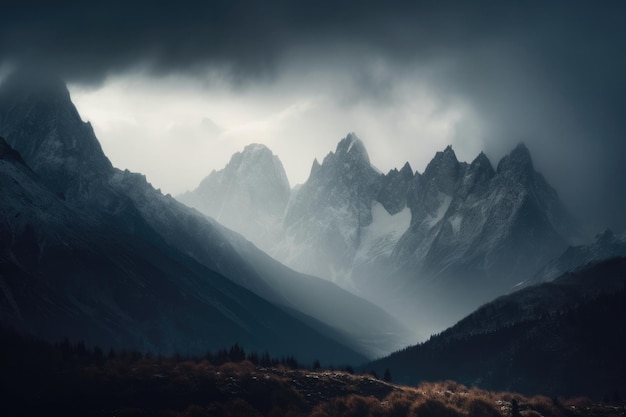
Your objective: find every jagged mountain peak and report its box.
[0,70,113,196]
[225,142,289,187]
[178,142,290,250]
[417,145,462,197]
[468,151,495,178]
[471,151,491,167]
[496,142,534,175]
[334,132,370,164]
[456,151,495,197]
[424,145,460,176]
[399,161,414,177]
[310,157,322,178]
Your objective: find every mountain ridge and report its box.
[183,132,586,337]
[366,256,626,399]
[0,71,411,361]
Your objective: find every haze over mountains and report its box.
[181,132,588,336]
[367,257,626,399]
[1,68,626,403]
[0,71,412,362]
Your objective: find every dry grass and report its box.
[5,348,624,417]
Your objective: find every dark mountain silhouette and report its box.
[367,257,626,399]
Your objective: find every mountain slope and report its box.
[179,133,585,340]
[367,257,626,398]
[0,71,410,360]
[276,133,382,286]
[178,143,290,251]
[366,144,586,336]
[534,229,626,283]
[0,137,369,363]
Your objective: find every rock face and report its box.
[0,71,113,200]
[185,134,585,337]
[0,71,413,361]
[178,143,290,251]
[394,144,579,283]
[276,133,382,285]
[377,162,414,215]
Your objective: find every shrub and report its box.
[411,399,463,417]
[468,398,502,417]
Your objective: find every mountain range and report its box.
[2,69,625,400]
[0,71,412,362]
[182,133,587,336]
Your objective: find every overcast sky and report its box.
[1,1,625,233]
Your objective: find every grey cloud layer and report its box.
[2,1,625,230]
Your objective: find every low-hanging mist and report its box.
[178,133,587,338]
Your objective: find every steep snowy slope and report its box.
[276,133,382,286]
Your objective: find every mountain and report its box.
[181,133,585,339]
[276,133,382,287]
[0,71,113,202]
[367,257,626,399]
[178,143,290,251]
[0,71,412,361]
[370,144,586,335]
[0,136,370,361]
[534,229,626,283]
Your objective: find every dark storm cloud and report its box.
[1,0,625,231]
[0,1,586,82]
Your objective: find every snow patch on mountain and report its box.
[355,202,411,262]
[448,214,463,235]
[425,193,452,228]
